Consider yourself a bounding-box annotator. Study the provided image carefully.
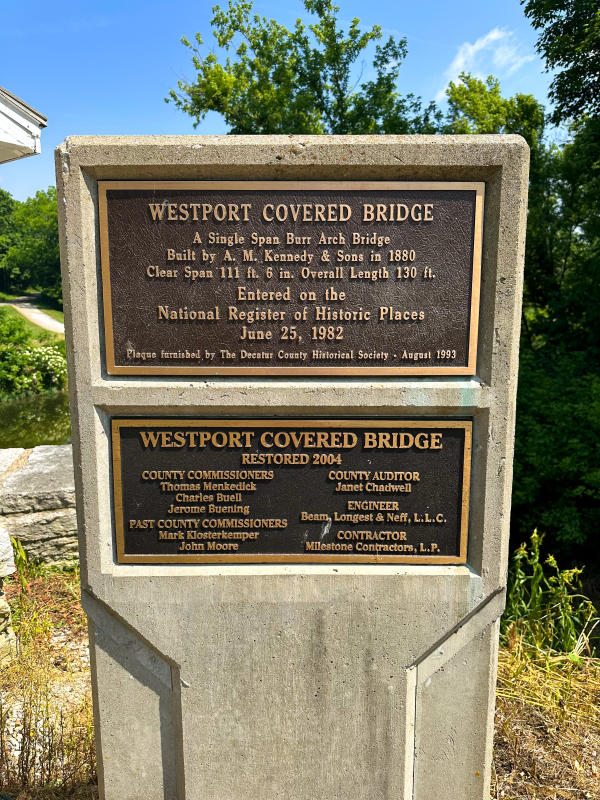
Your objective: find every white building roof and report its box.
[0,87,47,164]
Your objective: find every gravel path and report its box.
[1,296,64,335]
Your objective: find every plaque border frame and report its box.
[111,417,472,565]
[98,181,484,376]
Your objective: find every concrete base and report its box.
[83,573,504,800]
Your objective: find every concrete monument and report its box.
[56,134,528,800]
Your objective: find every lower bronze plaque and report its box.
[112,419,471,564]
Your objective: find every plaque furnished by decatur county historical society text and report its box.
[111,418,471,564]
[99,181,484,376]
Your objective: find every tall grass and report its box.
[0,542,95,798]
[493,532,600,799]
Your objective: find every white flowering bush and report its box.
[0,309,67,396]
[0,346,67,395]
[30,345,68,387]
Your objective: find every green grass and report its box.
[0,291,20,302]
[1,306,63,344]
[32,297,65,325]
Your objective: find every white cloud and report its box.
[436,29,534,101]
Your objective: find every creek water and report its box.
[0,391,71,449]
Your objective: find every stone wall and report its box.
[0,445,78,563]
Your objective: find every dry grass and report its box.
[493,633,600,799]
[0,569,96,799]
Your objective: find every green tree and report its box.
[0,188,17,293]
[522,0,600,123]
[167,0,440,134]
[444,73,545,148]
[3,187,62,303]
[516,116,600,563]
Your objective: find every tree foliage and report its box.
[0,188,17,293]
[445,74,545,149]
[167,0,440,134]
[523,0,600,123]
[1,187,62,303]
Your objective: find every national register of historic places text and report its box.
[99,181,484,376]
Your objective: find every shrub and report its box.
[0,308,67,397]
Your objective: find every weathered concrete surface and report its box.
[56,135,529,800]
[0,445,77,562]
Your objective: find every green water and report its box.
[0,391,71,448]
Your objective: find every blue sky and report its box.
[1,0,551,200]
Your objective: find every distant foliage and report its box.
[1,187,62,302]
[514,352,600,559]
[0,186,62,303]
[0,188,17,294]
[0,308,67,397]
[444,73,545,147]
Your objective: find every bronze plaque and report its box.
[99,181,483,376]
[111,418,471,564]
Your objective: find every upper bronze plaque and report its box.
[99,181,484,375]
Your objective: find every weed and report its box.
[0,556,94,796]
[502,530,599,656]
[493,632,600,798]
[494,533,600,797]
[10,539,30,596]
[0,645,95,794]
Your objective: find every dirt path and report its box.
[1,295,65,335]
